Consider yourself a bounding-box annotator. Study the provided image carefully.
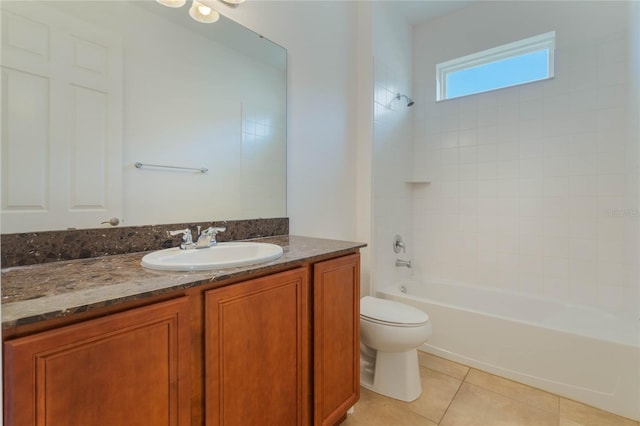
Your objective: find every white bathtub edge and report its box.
[379,286,640,421]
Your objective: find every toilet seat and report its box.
[360,296,429,327]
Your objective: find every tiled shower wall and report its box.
[412,1,638,317]
[371,3,414,292]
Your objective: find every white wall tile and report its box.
[498,179,519,198]
[543,176,569,197]
[441,113,459,132]
[458,180,478,198]
[519,233,544,256]
[458,163,477,180]
[569,237,598,260]
[459,146,477,164]
[498,142,520,161]
[519,197,545,217]
[597,261,626,286]
[598,174,626,196]
[569,216,598,238]
[441,131,459,149]
[459,128,477,146]
[543,156,571,176]
[409,0,636,314]
[597,285,624,309]
[477,126,498,145]
[441,148,459,165]
[498,160,519,179]
[519,178,544,197]
[459,112,477,131]
[570,280,598,306]
[478,179,498,198]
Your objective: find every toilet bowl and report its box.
[359,296,431,402]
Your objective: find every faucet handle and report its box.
[168,228,193,245]
[393,235,406,253]
[168,228,190,237]
[203,221,227,234]
[200,222,227,246]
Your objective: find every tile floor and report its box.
[343,352,639,426]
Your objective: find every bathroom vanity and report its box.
[1,235,364,426]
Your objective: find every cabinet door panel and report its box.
[205,268,309,426]
[3,297,190,426]
[314,254,360,426]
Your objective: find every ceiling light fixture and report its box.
[189,0,219,23]
[157,0,186,8]
[156,0,243,23]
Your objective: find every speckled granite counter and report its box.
[1,235,365,329]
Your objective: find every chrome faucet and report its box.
[168,223,227,250]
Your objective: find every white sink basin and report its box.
[141,242,284,271]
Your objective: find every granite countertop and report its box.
[1,235,365,329]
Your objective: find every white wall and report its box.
[412,1,637,317]
[220,1,360,240]
[628,0,640,321]
[370,2,414,293]
[355,2,374,295]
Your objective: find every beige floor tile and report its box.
[440,382,558,426]
[559,418,586,426]
[343,388,437,426]
[559,398,639,426]
[418,351,470,380]
[465,368,559,413]
[388,366,463,424]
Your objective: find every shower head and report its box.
[395,93,415,107]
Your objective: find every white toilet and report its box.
[359,296,432,402]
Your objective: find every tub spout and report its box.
[396,259,411,268]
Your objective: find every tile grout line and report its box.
[436,366,471,425]
[464,369,561,418]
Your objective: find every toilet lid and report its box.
[360,296,429,325]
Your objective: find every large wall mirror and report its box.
[1,0,286,234]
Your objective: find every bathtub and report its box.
[378,279,640,421]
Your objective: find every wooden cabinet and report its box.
[3,252,361,426]
[313,254,360,426]
[3,297,191,426]
[204,267,309,426]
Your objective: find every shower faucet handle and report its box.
[393,235,406,253]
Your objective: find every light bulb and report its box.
[197,4,212,15]
[189,0,219,23]
[156,0,186,8]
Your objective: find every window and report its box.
[436,31,555,101]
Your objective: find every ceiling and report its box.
[392,0,476,26]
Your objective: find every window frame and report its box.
[436,31,556,101]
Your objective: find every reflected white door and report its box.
[1,1,123,233]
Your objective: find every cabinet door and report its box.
[3,297,191,426]
[205,268,309,426]
[313,254,360,426]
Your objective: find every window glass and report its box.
[437,31,555,101]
